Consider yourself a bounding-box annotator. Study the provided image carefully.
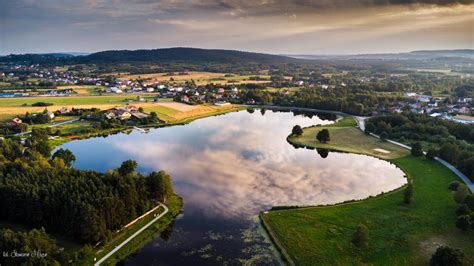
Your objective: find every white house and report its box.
[107,87,123,93]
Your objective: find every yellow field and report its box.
[145,102,241,123]
[117,71,224,82]
[116,71,273,86]
[154,102,197,112]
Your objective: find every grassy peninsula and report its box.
[261,117,474,265]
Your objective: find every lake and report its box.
[60,109,406,265]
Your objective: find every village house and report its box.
[105,112,116,120]
[10,118,22,126]
[459,106,471,114]
[181,95,190,103]
[114,109,131,120]
[59,107,69,114]
[124,105,138,112]
[131,112,149,119]
[107,87,123,93]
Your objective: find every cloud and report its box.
[1,0,472,54]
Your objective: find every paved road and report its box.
[15,118,80,136]
[94,203,169,266]
[367,129,474,193]
[354,116,369,131]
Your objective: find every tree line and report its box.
[365,113,474,181]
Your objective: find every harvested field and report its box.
[118,72,224,82]
[155,102,197,112]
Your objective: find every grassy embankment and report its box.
[0,195,182,265]
[261,117,474,265]
[93,194,183,265]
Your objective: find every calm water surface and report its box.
[60,110,406,265]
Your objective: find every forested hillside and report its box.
[0,128,175,263]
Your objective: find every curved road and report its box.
[94,203,169,266]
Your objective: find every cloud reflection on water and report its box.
[103,111,406,219]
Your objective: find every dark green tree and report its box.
[316,129,330,143]
[426,148,437,160]
[411,142,423,157]
[31,128,52,157]
[456,204,472,216]
[456,215,471,231]
[454,184,469,204]
[147,171,174,202]
[364,122,375,134]
[292,125,303,136]
[430,246,465,266]
[404,182,414,204]
[118,160,138,176]
[52,148,76,167]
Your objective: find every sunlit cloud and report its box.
[1,0,472,54]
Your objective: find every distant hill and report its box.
[288,49,474,60]
[80,47,298,64]
[0,47,300,65]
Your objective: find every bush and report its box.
[464,194,474,210]
[448,181,460,191]
[430,246,465,266]
[380,131,388,141]
[455,204,472,216]
[404,183,414,204]
[454,184,469,204]
[426,148,437,160]
[351,224,369,249]
[455,215,471,231]
[32,102,53,106]
[411,142,423,157]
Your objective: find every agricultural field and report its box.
[115,71,271,85]
[143,102,243,123]
[0,95,156,121]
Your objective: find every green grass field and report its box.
[262,118,474,265]
[288,117,409,159]
[143,105,180,121]
[0,95,148,107]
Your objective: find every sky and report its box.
[1,0,473,55]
